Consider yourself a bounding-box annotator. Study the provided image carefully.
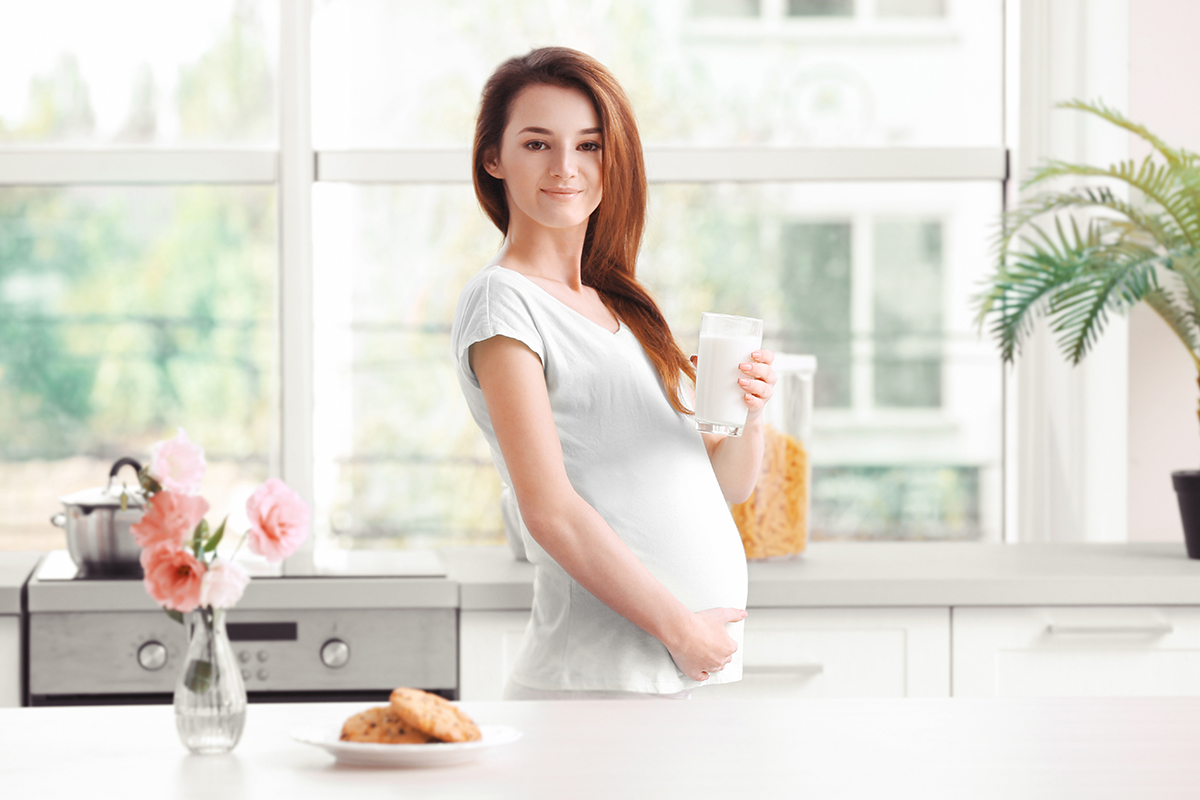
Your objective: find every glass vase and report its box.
[174,607,247,754]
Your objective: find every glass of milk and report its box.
[694,312,763,436]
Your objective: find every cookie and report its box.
[389,687,482,743]
[340,705,436,744]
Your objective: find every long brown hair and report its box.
[472,46,695,414]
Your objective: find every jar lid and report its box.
[774,353,817,375]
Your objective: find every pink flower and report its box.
[148,428,207,495]
[199,559,250,609]
[141,545,207,613]
[245,478,310,563]
[131,491,210,549]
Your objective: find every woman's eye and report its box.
[580,142,601,152]
[524,141,547,151]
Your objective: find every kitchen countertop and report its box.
[3,698,1200,799]
[440,542,1200,609]
[0,552,42,614]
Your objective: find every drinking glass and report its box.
[694,312,763,436]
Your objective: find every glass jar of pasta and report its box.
[730,354,816,560]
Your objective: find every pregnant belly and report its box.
[632,517,749,613]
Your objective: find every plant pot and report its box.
[1172,471,1200,559]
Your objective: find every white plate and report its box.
[291,724,522,768]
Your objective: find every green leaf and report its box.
[164,608,184,624]
[204,516,227,553]
[191,519,209,557]
[184,659,214,694]
[137,467,163,497]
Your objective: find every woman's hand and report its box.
[665,607,748,681]
[739,349,777,423]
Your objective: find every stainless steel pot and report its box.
[50,457,147,575]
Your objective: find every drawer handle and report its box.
[743,664,824,677]
[1045,623,1174,636]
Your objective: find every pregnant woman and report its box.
[451,47,776,699]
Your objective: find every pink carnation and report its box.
[131,491,210,550]
[141,545,206,613]
[199,559,250,609]
[245,478,310,563]
[148,428,206,495]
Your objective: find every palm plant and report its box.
[976,100,1200,432]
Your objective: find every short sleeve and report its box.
[452,269,546,385]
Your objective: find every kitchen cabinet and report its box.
[952,606,1200,697]
[0,616,18,707]
[459,607,950,701]
[693,607,950,700]
[458,610,530,702]
[444,544,1200,701]
[0,552,42,707]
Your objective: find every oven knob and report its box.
[137,641,168,671]
[320,639,350,668]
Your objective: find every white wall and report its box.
[1126,0,1200,542]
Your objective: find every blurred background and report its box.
[3,0,1188,561]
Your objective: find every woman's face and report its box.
[486,83,603,236]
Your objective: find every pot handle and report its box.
[108,455,143,482]
[109,457,144,481]
[50,513,66,528]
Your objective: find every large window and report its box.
[1,0,1004,560]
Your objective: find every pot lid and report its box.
[59,482,146,509]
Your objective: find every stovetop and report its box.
[28,550,458,613]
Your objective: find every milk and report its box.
[695,332,761,430]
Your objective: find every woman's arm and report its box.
[470,334,745,681]
[701,349,777,505]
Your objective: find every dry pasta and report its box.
[730,424,809,559]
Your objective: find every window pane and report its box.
[0,186,277,551]
[312,184,505,552]
[313,180,1001,548]
[312,0,1002,148]
[788,0,854,17]
[782,222,853,408]
[874,219,942,408]
[0,1,278,145]
[693,0,761,17]
[877,0,946,18]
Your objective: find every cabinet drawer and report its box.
[694,607,950,700]
[953,606,1200,697]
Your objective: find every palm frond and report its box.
[979,220,1099,362]
[1025,158,1200,248]
[1168,251,1200,330]
[1057,99,1188,167]
[1046,247,1158,364]
[976,100,1200,373]
[1143,285,1200,360]
[994,186,1183,257]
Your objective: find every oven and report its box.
[26,551,458,706]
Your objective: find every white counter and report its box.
[3,698,1200,799]
[442,542,1200,609]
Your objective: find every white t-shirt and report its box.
[451,263,748,694]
